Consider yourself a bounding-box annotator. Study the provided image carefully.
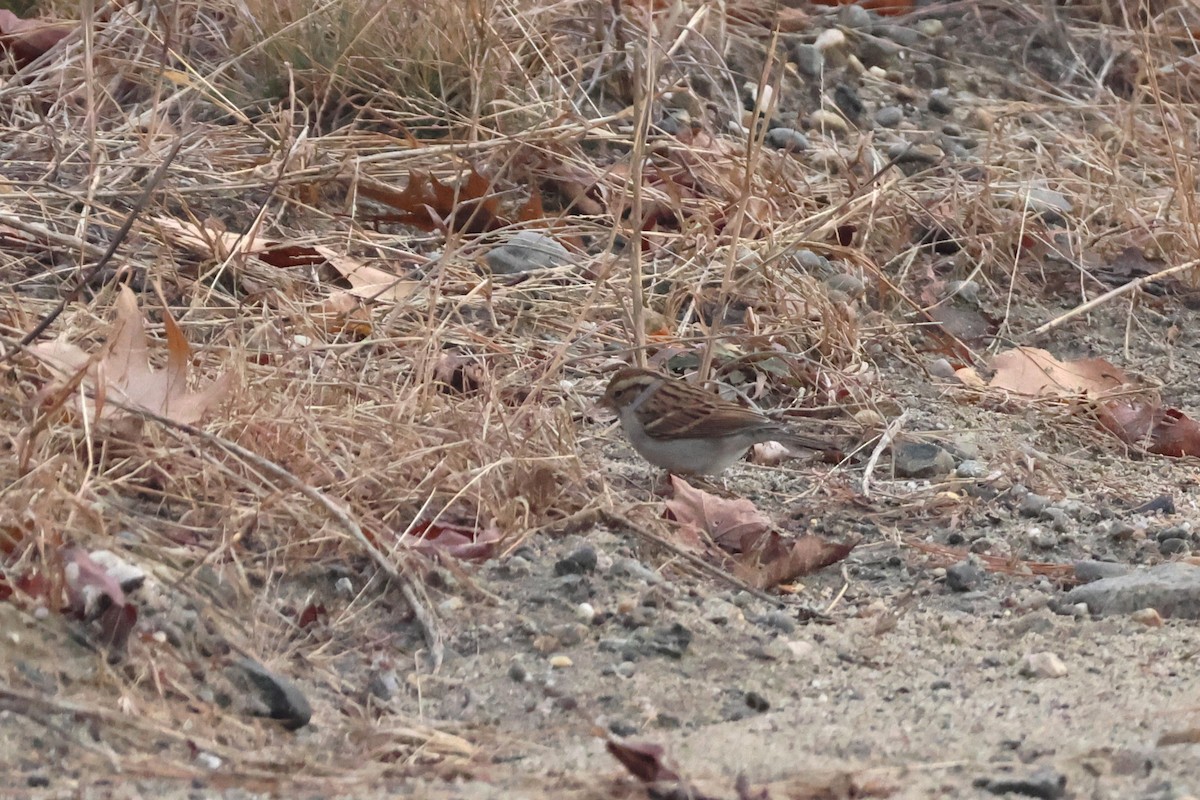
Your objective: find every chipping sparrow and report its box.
[600,366,835,475]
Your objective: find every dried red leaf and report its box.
[63,548,136,652]
[360,168,505,234]
[665,475,773,553]
[403,518,502,561]
[605,740,680,783]
[666,477,856,589]
[1098,399,1200,457]
[0,10,72,67]
[989,347,1127,398]
[738,535,857,589]
[297,604,327,628]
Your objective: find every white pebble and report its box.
[815,29,847,52]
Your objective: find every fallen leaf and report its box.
[666,477,856,589]
[313,245,418,304]
[0,10,72,66]
[665,475,773,553]
[152,217,420,306]
[32,286,232,425]
[605,739,680,784]
[63,548,137,652]
[737,535,857,589]
[401,517,502,561]
[989,346,1127,398]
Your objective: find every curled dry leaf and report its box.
[31,286,232,426]
[63,548,137,652]
[666,476,856,589]
[989,346,1127,398]
[0,10,72,67]
[400,517,502,561]
[980,347,1200,457]
[665,475,773,554]
[152,216,419,306]
[605,739,681,784]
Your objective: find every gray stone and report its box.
[874,24,922,47]
[874,105,904,128]
[858,38,902,69]
[824,272,865,298]
[485,230,571,274]
[946,559,985,592]
[955,459,987,480]
[927,91,955,115]
[887,142,943,164]
[792,43,824,77]
[1072,560,1130,583]
[838,3,874,28]
[1160,537,1191,556]
[892,441,954,478]
[1062,563,1200,618]
[229,658,312,730]
[765,127,810,152]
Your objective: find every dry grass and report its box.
[1,0,1199,788]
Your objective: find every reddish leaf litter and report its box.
[665,476,856,589]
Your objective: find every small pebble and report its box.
[875,105,904,128]
[814,28,847,53]
[927,92,955,115]
[615,661,636,678]
[507,661,528,682]
[334,577,354,596]
[765,127,809,152]
[809,109,849,135]
[792,43,823,77]
[955,460,987,479]
[1020,652,1068,679]
[549,655,573,669]
[576,602,596,624]
[916,18,944,37]
[946,559,985,592]
[1131,608,1163,627]
[1159,537,1190,556]
[195,753,222,771]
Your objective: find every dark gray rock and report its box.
[792,43,824,77]
[892,441,954,478]
[1072,560,1130,583]
[485,231,571,274]
[975,768,1067,799]
[765,127,810,153]
[230,658,312,730]
[555,545,598,575]
[1062,563,1200,618]
[874,105,904,128]
[946,559,986,592]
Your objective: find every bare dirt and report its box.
[4,2,1200,800]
